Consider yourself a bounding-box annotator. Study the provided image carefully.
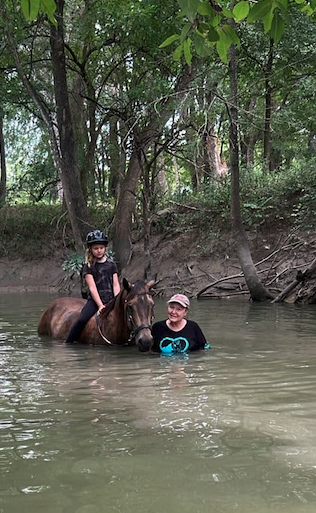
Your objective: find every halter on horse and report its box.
[38,278,155,352]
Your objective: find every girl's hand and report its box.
[97,304,105,315]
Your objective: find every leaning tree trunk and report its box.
[228,42,274,301]
[50,0,92,250]
[112,145,145,270]
[112,66,194,270]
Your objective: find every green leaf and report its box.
[263,10,273,33]
[275,0,289,21]
[301,4,314,14]
[183,38,192,65]
[178,0,200,22]
[222,7,234,18]
[247,0,273,23]
[233,1,250,21]
[294,0,305,4]
[270,11,285,44]
[21,0,40,20]
[209,13,221,27]
[206,24,220,42]
[193,33,213,57]
[180,22,192,43]
[216,39,229,63]
[159,34,180,48]
[40,0,57,24]
[197,2,214,16]
[197,22,210,33]
[173,43,183,61]
[223,24,240,46]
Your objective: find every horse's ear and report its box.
[122,278,131,291]
[147,279,156,290]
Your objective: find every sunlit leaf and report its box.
[209,13,221,27]
[159,34,180,48]
[222,7,234,18]
[21,0,40,20]
[233,1,250,21]
[263,10,273,33]
[183,38,192,65]
[301,4,314,14]
[173,43,183,61]
[216,39,229,63]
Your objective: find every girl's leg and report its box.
[66,300,98,343]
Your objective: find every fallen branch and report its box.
[271,257,316,303]
[197,266,276,298]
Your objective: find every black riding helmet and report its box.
[86,230,108,246]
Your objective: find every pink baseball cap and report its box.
[167,294,190,308]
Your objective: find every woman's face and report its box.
[167,302,187,323]
[91,244,106,259]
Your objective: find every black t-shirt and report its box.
[152,319,209,354]
[82,258,118,304]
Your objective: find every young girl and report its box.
[66,229,120,343]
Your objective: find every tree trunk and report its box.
[113,149,142,269]
[50,0,92,249]
[228,42,273,301]
[1,0,92,249]
[0,110,6,206]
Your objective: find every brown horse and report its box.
[38,278,155,352]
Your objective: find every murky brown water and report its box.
[1,293,316,513]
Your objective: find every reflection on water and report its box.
[1,293,316,512]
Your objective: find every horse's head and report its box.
[123,278,155,352]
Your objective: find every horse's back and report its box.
[38,297,86,339]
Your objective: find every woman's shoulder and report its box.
[186,319,199,327]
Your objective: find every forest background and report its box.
[1,0,316,303]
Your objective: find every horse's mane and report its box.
[99,280,148,320]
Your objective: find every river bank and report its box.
[1,228,315,300]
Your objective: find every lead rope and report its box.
[95,313,114,345]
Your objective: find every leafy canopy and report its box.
[160,0,316,63]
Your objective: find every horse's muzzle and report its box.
[135,330,154,352]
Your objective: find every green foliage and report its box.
[62,253,84,276]
[0,204,112,259]
[20,0,56,24]
[0,204,67,258]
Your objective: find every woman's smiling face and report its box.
[167,302,187,322]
